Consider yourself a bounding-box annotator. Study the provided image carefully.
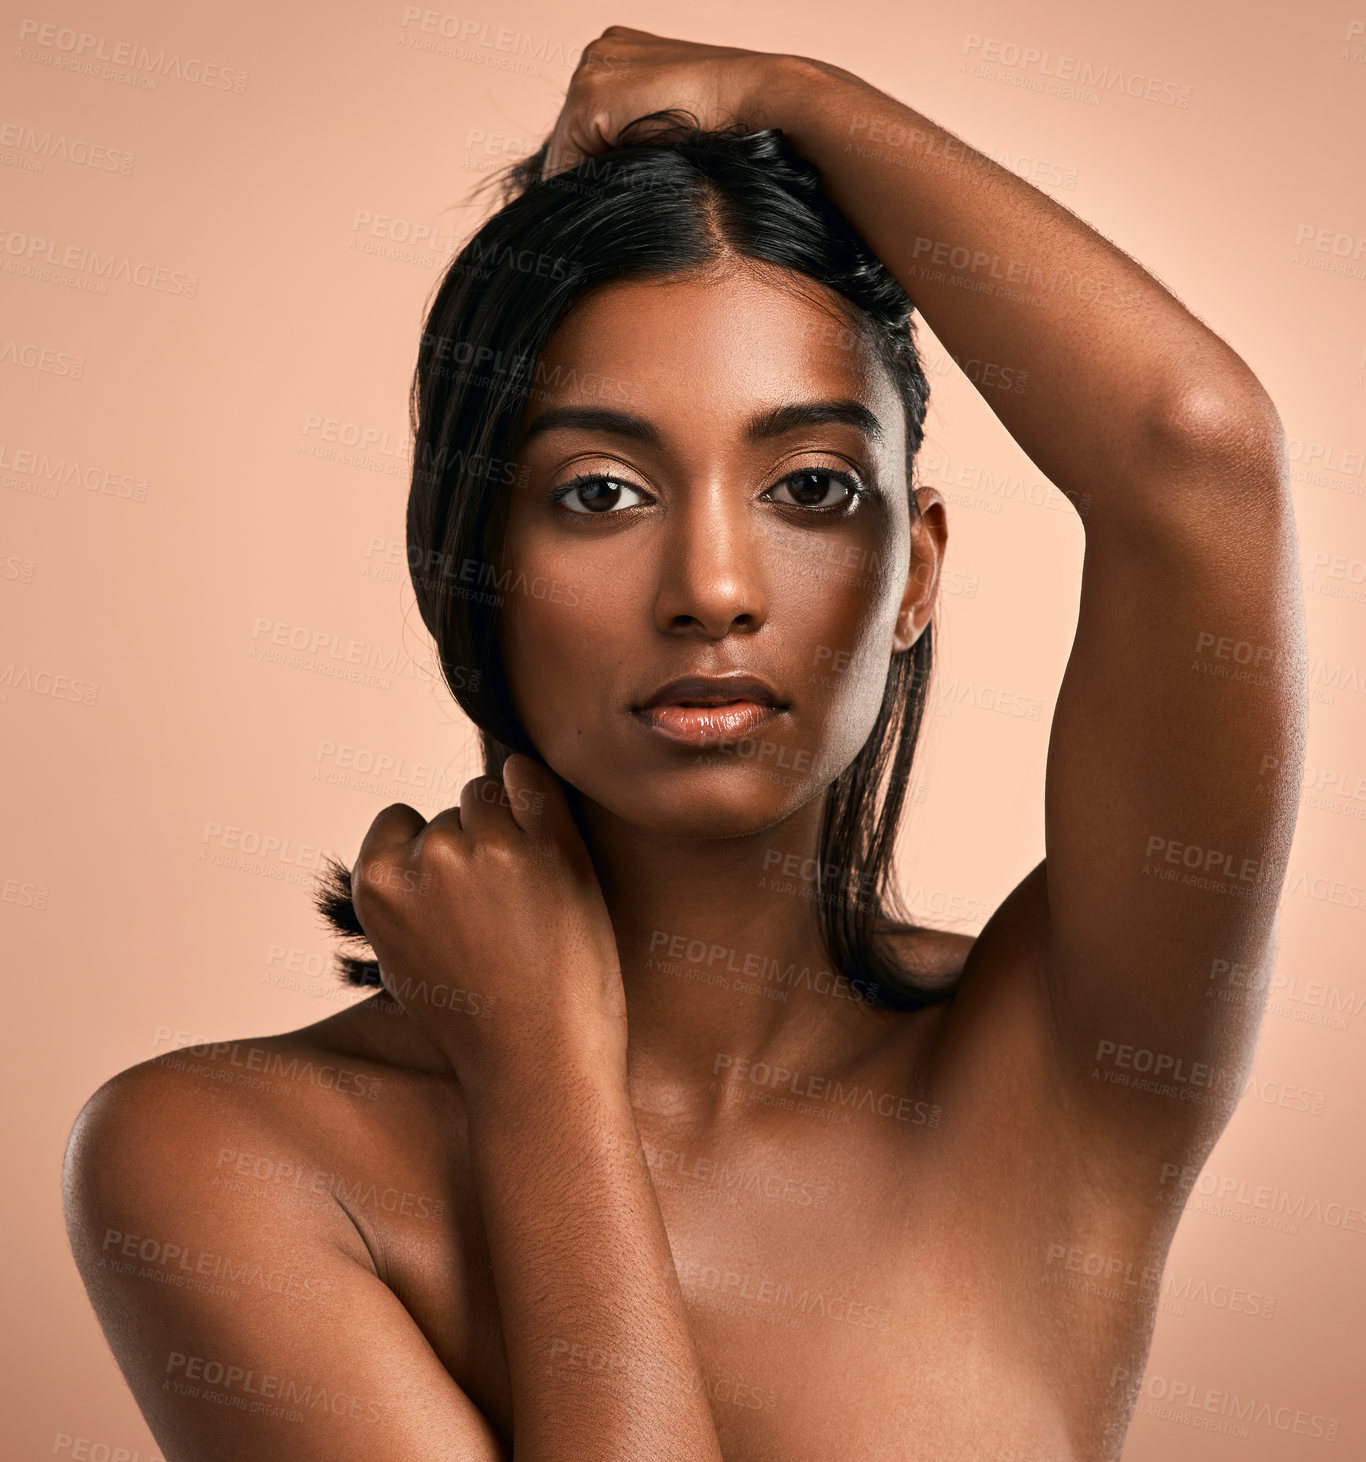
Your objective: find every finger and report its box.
[501,753,586,857]
[544,69,624,180]
[544,117,598,181]
[458,773,516,836]
[351,802,427,900]
[412,802,464,850]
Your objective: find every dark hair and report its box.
[314,111,957,1013]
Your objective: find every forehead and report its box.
[527,267,903,442]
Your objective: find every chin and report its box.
[580,763,824,840]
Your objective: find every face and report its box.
[497,264,946,839]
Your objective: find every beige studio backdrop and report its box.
[3,0,1364,1458]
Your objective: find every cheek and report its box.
[779,527,904,656]
[755,509,906,617]
[779,556,906,757]
[497,582,625,749]
[801,621,896,747]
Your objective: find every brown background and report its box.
[4,0,1364,1456]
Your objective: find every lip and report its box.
[631,673,788,748]
[633,700,784,747]
[636,673,785,712]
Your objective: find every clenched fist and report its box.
[541,25,797,180]
[350,752,628,1091]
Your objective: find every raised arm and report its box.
[544,28,1306,1153]
[761,51,1307,1146]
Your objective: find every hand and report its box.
[349,753,628,1088]
[542,25,796,180]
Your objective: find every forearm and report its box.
[763,55,1279,502]
[461,1055,723,1462]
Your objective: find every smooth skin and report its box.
[63,28,1305,1462]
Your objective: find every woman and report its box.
[63,27,1305,1462]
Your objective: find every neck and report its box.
[568,785,887,1107]
[336,785,898,1105]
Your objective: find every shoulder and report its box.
[870,919,978,1026]
[879,920,977,985]
[65,1028,331,1160]
[63,1044,267,1235]
[862,921,976,1079]
[62,1026,383,1271]
[57,1032,510,1462]
[886,866,1235,1201]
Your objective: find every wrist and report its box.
[746,52,872,153]
[456,1028,629,1122]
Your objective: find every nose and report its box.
[651,480,769,639]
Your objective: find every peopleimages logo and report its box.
[1158,1161,1366,1234]
[0,227,197,295]
[163,1352,384,1422]
[101,1228,332,1303]
[0,121,135,173]
[16,20,249,92]
[1112,1366,1339,1442]
[960,34,1192,108]
[712,1053,941,1126]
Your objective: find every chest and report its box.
[363,1100,1098,1462]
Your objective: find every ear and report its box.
[892,486,948,654]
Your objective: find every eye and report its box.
[764,467,866,512]
[547,472,651,515]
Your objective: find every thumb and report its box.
[502,752,589,856]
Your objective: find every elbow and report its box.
[1092,374,1296,548]
[1145,374,1291,496]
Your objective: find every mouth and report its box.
[635,674,785,712]
[631,674,788,748]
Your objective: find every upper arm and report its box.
[1034,381,1305,1141]
[62,1063,507,1462]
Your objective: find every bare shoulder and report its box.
[881,921,978,984]
[60,1015,508,1461]
[61,1012,398,1274]
[882,865,1092,1118]
[64,1041,274,1205]
[892,862,1234,1217]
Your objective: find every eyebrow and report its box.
[515,398,886,452]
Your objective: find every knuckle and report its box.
[352,855,401,914]
[355,846,394,879]
[418,824,463,867]
[377,801,421,826]
[471,835,519,872]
